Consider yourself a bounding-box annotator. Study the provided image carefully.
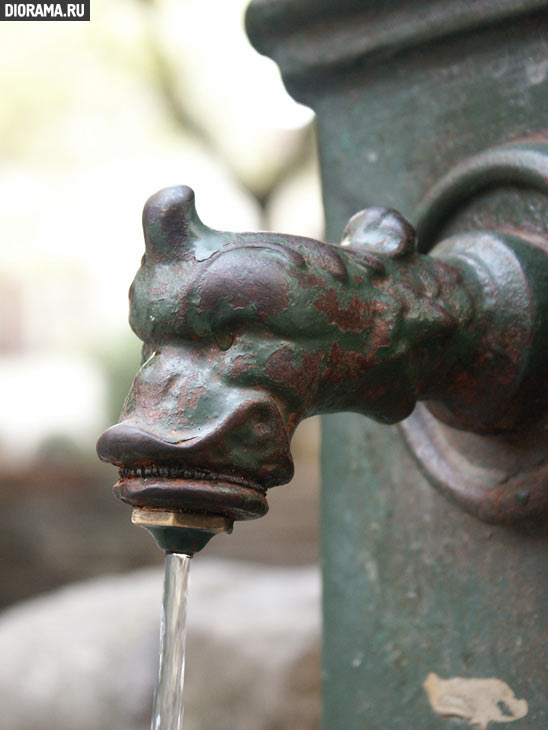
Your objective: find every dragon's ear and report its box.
[341,207,417,260]
[142,185,210,263]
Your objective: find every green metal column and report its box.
[247,2,548,727]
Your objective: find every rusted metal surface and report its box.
[97,183,548,526]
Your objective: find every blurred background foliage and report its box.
[0,0,322,608]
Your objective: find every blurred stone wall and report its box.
[0,561,321,730]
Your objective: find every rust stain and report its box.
[313,290,372,333]
[183,384,208,411]
[231,354,252,378]
[265,345,325,406]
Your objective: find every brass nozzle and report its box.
[131,507,233,555]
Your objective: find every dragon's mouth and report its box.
[98,422,276,520]
[114,463,269,521]
[118,464,265,492]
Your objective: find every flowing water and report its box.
[151,552,192,730]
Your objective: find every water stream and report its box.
[151,552,192,730]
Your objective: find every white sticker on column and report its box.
[423,672,528,729]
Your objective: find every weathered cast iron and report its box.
[96,183,548,551]
[243,2,548,727]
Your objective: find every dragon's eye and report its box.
[214,331,235,351]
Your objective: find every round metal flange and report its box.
[415,139,548,253]
[401,405,548,526]
[402,139,548,526]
